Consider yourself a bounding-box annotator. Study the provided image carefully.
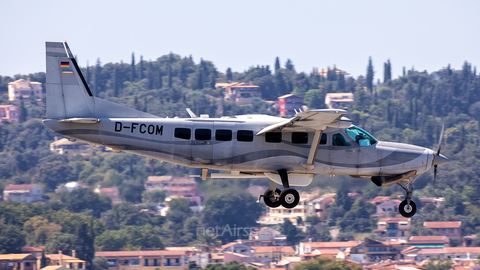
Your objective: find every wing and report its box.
[256,109,350,135]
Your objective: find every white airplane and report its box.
[43,42,449,217]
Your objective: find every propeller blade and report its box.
[436,123,445,156]
[433,165,437,197]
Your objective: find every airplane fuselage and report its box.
[43,115,433,178]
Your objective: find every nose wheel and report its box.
[397,182,417,217]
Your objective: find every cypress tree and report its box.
[73,222,94,270]
[366,57,374,94]
[147,61,154,89]
[94,58,102,95]
[167,64,172,89]
[113,65,119,97]
[140,55,144,80]
[19,97,27,122]
[130,53,136,82]
[157,69,163,89]
[274,57,281,73]
[40,249,48,268]
[86,61,90,84]
[226,67,233,82]
[384,59,392,83]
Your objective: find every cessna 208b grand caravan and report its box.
[43,42,449,217]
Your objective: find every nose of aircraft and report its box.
[433,154,449,167]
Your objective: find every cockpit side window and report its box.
[346,126,377,146]
[332,133,351,146]
[320,133,327,145]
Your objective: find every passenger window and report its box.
[195,129,211,140]
[215,129,232,141]
[237,130,254,142]
[320,133,327,145]
[175,128,191,140]
[332,133,351,146]
[292,132,308,144]
[265,132,282,143]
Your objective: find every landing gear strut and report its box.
[259,169,301,209]
[397,181,417,217]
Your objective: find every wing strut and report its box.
[306,130,323,168]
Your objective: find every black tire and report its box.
[399,200,417,217]
[280,188,300,208]
[264,188,281,208]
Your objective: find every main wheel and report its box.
[264,188,281,208]
[399,200,417,217]
[280,188,300,208]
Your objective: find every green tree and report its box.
[73,222,95,270]
[19,97,27,122]
[0,221,25,254]
[92,257,108,270]
[423,258,453,270]
[226,68,233,81]
[201,192,263,243]
[274,57,281,73]
[281,219,304,246]
[131,53,136,82]
[304,89,324,109]
[34,161,73,192]
[383,59,392,83]
[45,232,76,254]
[285,59,294,71]
[366,56,374,94]
[58,188,112,218]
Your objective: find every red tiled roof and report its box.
[4,184,37,191]
[95,250,186,257]
[424,221,461,228]
[306,241,359,248]
[97,187,119,194]
[252,246,295,254]
[21,247,44,252]
[443,247,480,253]
[221,242,239,249]
[409,236,448,242]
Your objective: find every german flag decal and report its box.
[61,62,70,68]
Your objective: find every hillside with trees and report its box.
[1,51,480,262]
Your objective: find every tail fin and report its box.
[45,41,158,119]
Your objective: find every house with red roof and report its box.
[409,236,450,248]
[298,240,360,255]
[94,186,121,204]
[424,221,462,239]
[0,105,20,123]
[374,200,402,217]
[3,184,43,203]
[216,82,261,105]
[95,250,186,270]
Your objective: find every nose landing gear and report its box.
[397,181,417,217]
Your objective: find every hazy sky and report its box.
[2,0,479,79]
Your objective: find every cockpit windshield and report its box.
[345,126,377,146]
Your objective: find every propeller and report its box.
[432,123,446,197]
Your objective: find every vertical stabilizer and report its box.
[46,41,95,119]
[45,42,159,119]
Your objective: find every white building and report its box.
[3,184,43,202]
[8,79,42,101]
[325,93,354,110]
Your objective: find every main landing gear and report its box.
[260,169,300,209]
[397,182,417,217]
